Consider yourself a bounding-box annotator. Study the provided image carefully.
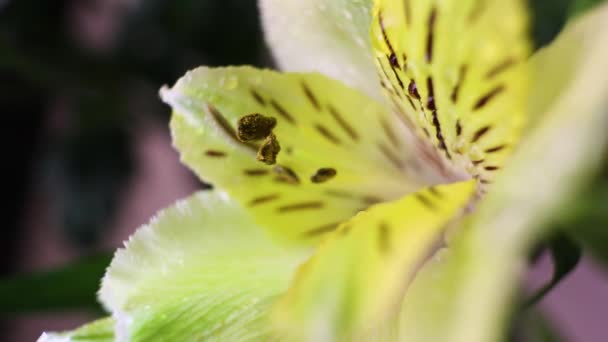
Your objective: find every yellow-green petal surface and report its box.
[99,191,309,342]
[273,180,475,340]
[377,5,608,342]
[163,66,438,244]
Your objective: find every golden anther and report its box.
[257,133,281,165]
[237,113,277,142]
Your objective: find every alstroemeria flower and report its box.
[41,0,608,341]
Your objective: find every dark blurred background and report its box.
[0,0,607,341]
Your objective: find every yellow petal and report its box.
[381,5,608,342]
[162,66,438,244]
[273,180,475,340]
[371,0,530,184]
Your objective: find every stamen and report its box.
[311,168,337,183]
[257,133,281,165]
[237,113,277,142]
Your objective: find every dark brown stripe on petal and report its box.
[378,11,400,69]
[301,81,321,110]
[473,85,505,111]
[388,55,405,89]
[456,120,463,136]
[431,110,451,159]
[484,166,500,171]
[485,145,507,153]
[380,118,401,148]
[471,125,492,143]
[207,105,257,152]
[486,58,516,79]
[328,105,359,141]
[423,127,431,138]
[269,99,296,125]
[243,168,270,176]
[378,222,391,254]
[472,159,485,165]
[278,201,324,212]
[249,193,280,206]
[311,168,337,183]
[315,124,342,145]
[451,65,468,103]
[340,224,352,236]
[378,142,403,169]
[405,95,417,111]
[302,222,341,237]
[429,186,442,197]
[427,77,436,110]
[274,165,300,184]
[389,53,399,69]
[207,105,238,139]
[415,193,437,210]
[408,80,421,99]
[426,8,437,63]
[205,150,227,157]
[250,88,266,106]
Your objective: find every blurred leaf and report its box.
[521,310,564,342]
[562,184,608,266]
[530,0,572,48]
[526,234,582,307]
[569,0,608,18]
[0,254,111,313]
